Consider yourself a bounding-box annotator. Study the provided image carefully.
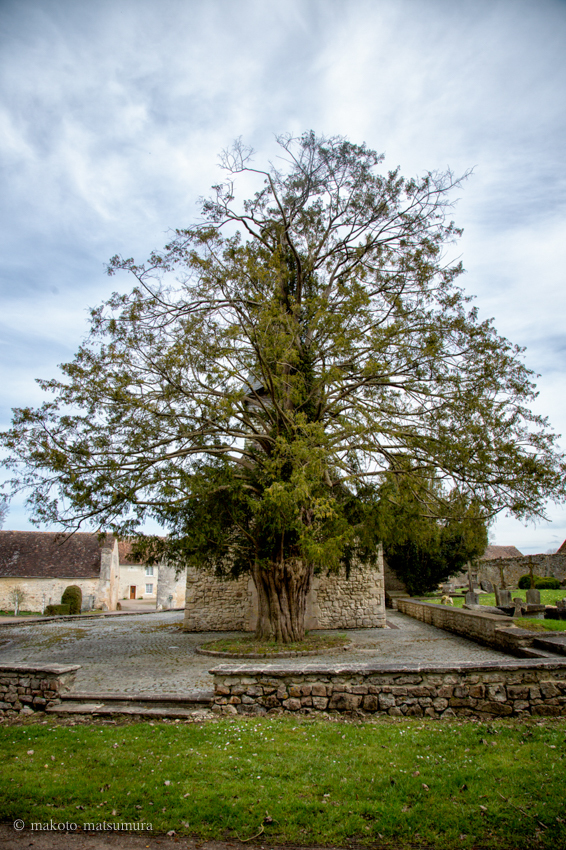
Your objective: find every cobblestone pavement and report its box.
[0,610,518,695]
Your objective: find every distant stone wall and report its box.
[479,554,566,588]
[0,663,79,716]
[184,552,385,632]
[383,558,408,593]
[0,577,100,613]
[211,659,566,718]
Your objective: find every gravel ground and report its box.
[0,610,517,696]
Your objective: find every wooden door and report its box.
[130,586,136,599]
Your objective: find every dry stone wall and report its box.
[479,553,566,588]
[184,553,385,632]
[0,663,79,716]
[184,570,254,632]
[311,564,385,629]
[211,659,566,719]
[395,597,531,654]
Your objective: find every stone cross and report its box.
[528,557,536,590]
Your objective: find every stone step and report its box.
[47,690,214,719]
[517,646,563,659]
[533,635,566,656]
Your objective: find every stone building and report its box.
[0,531,120,612]
[183,548,386,631]
[117,541,185,608]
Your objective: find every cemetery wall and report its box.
[211,659,566,719]
[0,663,79,716]
[479,553,566,588]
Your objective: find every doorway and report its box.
[129,586,136,600]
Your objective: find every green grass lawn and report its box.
[422,589,566,607]
[0,610,43,617]
[518,618,566,632]
[1,716,565,849]
[200,633,349,655]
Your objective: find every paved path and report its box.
[0,610,518,696]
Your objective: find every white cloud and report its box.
[1,0,565,541]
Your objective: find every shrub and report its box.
[518,574,560,589]
[519,574,540,589]
[61,585,82,614]
[536,576,561,589]
[45,604,71,616]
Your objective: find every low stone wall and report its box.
[395,597,522,652]
[210,659,566,719]
[0,663,79,716]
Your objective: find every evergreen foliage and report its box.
[376,468,488,595]
[61,585,82,614]
[518,574,560,590]
[2,133,564,640]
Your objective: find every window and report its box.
[145,583,154,594]
[145,565,154,576]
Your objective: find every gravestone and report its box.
[495,588,512,607]
[526,588,541,605]
[480,580,494,593]
[512,597,526,617]
[465,591,479,606]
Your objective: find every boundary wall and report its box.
[450,553,566,589]
[395,597,534,654]
[0,663,79,716]
[211,659,566,719]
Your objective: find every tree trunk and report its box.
[252,557,313,643]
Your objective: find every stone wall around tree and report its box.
[183,551,386,632]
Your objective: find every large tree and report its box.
[2,133,564,640]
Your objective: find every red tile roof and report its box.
[481,545,523,560]
[0,531,114,579]
[557,540,566,554]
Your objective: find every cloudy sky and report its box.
[1,0,565,552]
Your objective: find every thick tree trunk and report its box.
[252,557,313,643]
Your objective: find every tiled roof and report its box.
[117,540,143,565]
[0,531,114,579]
[481,545,523,560]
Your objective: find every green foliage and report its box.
[61,585,82,614]
[44,604,70,616]
[518,574,560,589]
[518,574,536,589]
[1,132,564,628]
[377,466,488,595]
[534,576,561,589]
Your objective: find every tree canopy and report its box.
[2,132,564,639]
